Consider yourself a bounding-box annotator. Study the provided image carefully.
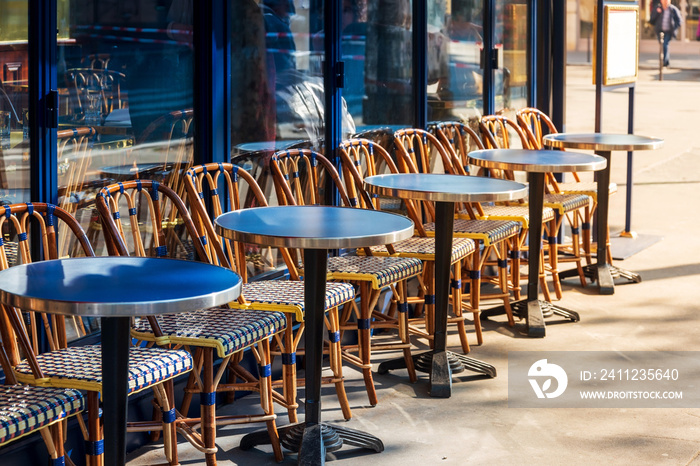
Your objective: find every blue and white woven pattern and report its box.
[327,255,422,289]
[0,385,84,445]
[423,219,520,246]
[476,204,556,228]
[542,193,591,214]
[361,236,475,263]
[132,308,287,358]
[557,181,618,202]
[234,280,355,320]
[14,345,193,395]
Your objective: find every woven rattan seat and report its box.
[423,218,521,246]
[0,340,86,464]
[239,280,356,321]
[132,309,287,358]
[477,203,556,228]
[0,385,84,446]
[14,345,192,395]
[358,236,475,261]
[327,255,423,289]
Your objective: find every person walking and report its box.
[650,0,682,67]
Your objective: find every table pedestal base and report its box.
[240,421,383,464]
[559,263,641,294]
[482,299,579,338]
[377,349,497,396]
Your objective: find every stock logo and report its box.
[528,359,568,399]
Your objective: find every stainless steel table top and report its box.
[215,205,414,250]
[542,133,664,151]
[469,148,607,173]
[363,173,527,203]
[0,256,241,317]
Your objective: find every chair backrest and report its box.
[336,138,424,238]
[515,107,558,150]
[269,148,352,209]
[0,203,95,374]
[393,128,457,176]
[183,162,299,282]
[479,114,532,150]
[268,148,360,266]
[337,138,399,211]
[95,179,208,263]
[432,121,485,176]
[514,107,568,189]
[393,128,464,228]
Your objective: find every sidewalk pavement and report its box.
[128,59,700,466]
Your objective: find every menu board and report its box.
[594,4,639,86]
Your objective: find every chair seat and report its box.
[542,193,591,214]
[14,345,193,395]
[327,255,423,289]
[132,308,287,358]
[424,219,520,246]
[233,280,355,321]
[358,236,475,263]
[557,181,618,202]
[472,204,556,229]
[0,385,84,445]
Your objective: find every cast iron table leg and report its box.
[242,249,383,464]
[595,150,615,294]
[102,316,131,466]
[379,201,497,388]
[559,151,640,288]
[483,172,579,328]
[525,173,546,337]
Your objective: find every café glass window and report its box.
[427,0,483,126]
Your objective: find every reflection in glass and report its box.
[344,0,414,130]
[497,0,527,116]
[428,0,483,127]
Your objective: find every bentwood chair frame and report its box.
[337,138,478,352]
[392,128,521,341]
[96,180,286,464]
[479,114,590,298]
[269,148,423,405]
[0,202,191,466]
[183,163,356,421]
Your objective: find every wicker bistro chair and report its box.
[516,107,617,265]
[182,164,357,421]
[433,121,558,302]
[268,149,423,406]
[0,202,192,466]
[95,180,286,463]
[392,129,521,341]
[0,342,85,465]
[479,115,591,299]
[338,139,479,356]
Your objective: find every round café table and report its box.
[543,133,663,294]
[215,205,414,465]
[363,173,527,396]
[468,149,607,337]
[0,256,242,466]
